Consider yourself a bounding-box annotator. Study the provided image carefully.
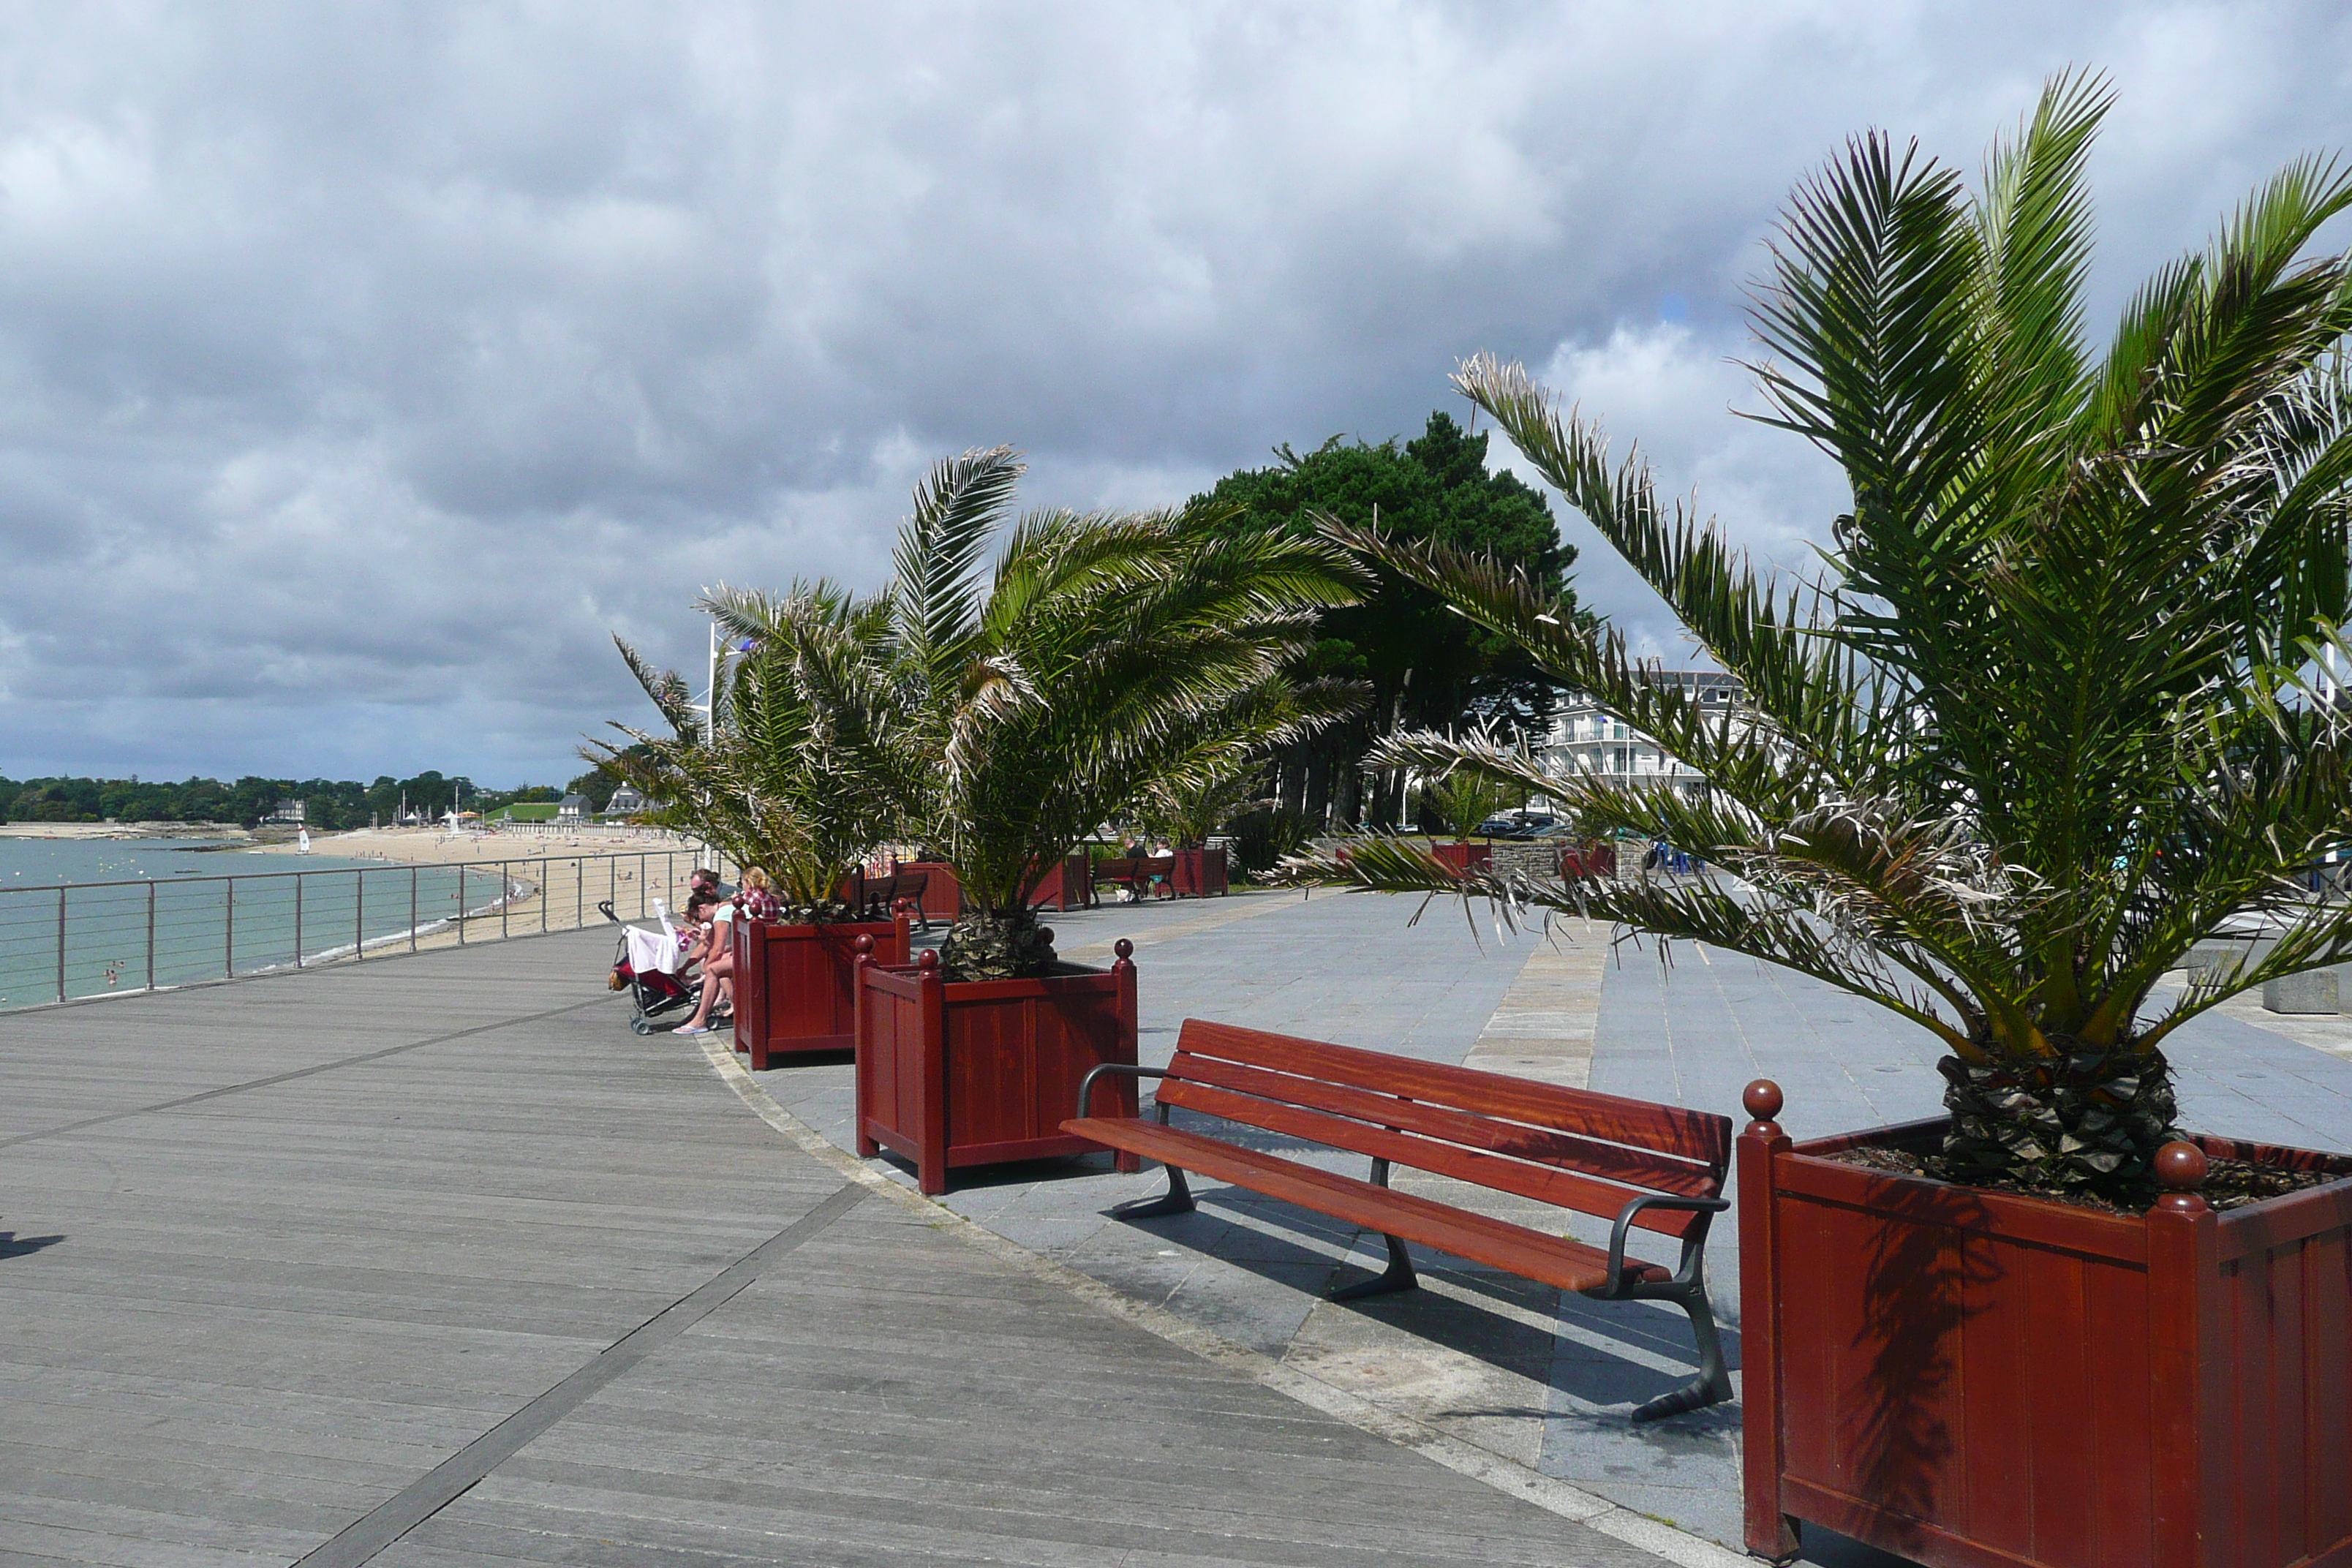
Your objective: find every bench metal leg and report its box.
[1331,1230,1418,1300]
[1628,1278,1732,1422]
[1111,1161,1194,1218]
[1331,1156,1419,1300]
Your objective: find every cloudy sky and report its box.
[2,2,2347,785]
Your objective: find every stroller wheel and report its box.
[630,1015,655,1036]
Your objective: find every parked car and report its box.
[1476,812,1560,840]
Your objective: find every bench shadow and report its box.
[1112,1186,1732,1420]
[0,1231,66,1259]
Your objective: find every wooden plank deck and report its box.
[0,929,1661,1567]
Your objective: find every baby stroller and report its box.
[603,900,701,1035]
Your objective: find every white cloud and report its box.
[0,1,2345,781]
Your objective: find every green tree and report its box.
[1196,410,1576,826]
[1322,74,2352,1205]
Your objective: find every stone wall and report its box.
[1490,840,1561,881]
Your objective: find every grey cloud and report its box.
[0,1,2346,781]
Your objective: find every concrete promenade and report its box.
[751,888,2352,1565]
[0,923,1667,1567]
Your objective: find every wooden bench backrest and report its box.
[1158,1019,1731,1238]
[870,870,926,905]
[1093,856,1174,881]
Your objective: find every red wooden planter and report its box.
[853,938,1143,1194]
[892,860,964,922]
[1025,852,1095,912]
[1170,845,1229,897]
[732,913,911,1070]
[1561,842,1617,879]
[1738,1080,2352,1568]
[1431,842,1492,874]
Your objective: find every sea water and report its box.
[0,837,478,1009]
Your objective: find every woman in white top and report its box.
[675,891,737,1036]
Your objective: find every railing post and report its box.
[543,857,551,933]
[225,878,235,978]
[355,869,365,961]
[294,872,305,968]
[145,881,157,991]
[410,867,418,953]
[55,886,67,1003]
[501,861,510,941]
[457,867,466,946]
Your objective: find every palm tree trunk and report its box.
[1937,1049,2182,1198]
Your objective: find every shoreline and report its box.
[0,821,698,870]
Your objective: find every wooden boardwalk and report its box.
[0,928,1662,1567]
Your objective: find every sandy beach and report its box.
[244,823,700,867]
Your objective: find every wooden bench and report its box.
[1065,1019,1734,1422]
[1091,856,1176,902]
[842,869,932,930]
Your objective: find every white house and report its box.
[1541,671,1746,804]
[600,785,648,819]
[557,793,590,823]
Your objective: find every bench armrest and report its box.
[1597,1194,1730,1298]
[1074,1063,1166,1120]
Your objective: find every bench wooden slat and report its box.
[1066,1117,1672,1292]
[1177,1019,1730,1167]
[1158,1052,1719,1199]
[1158,1078,1708,1237]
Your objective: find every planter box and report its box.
[1170,845,1228,897]
[1431,842,1492,874]
[892,860,964,922]
[1025,853,1095,912]
[1560,842,1618,880]
[854,939,1142,1194]
[1738,1081,2352,1568]
[732,914,911,1070]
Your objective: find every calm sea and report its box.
[0,837,477,1009]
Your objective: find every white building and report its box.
[600,785,648,819]
[1542,671,1744,803]
[557,793,590,823]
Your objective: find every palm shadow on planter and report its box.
[1842,1166,2005,1556]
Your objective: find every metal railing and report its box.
[0,848,721,1012]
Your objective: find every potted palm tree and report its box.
[590,587,912,1068]
[1139,681,1360,895]
[787,447,1360,1191]
[1313,75,2352,1568]
[1422,766,1508,875]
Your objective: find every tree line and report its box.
[0,771,578,829]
